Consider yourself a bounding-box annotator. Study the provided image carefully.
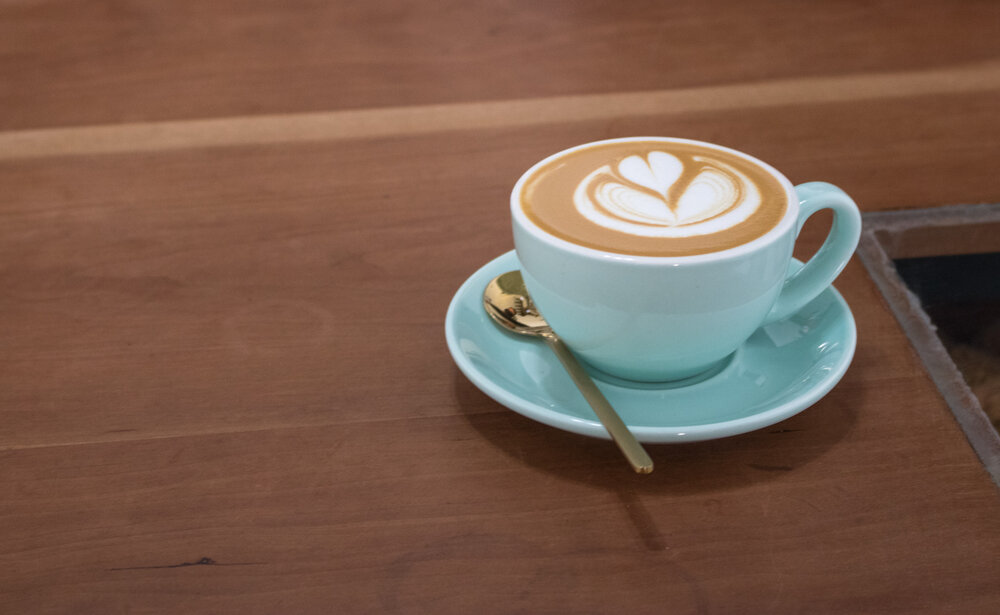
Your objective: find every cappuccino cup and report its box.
[511,137,862,382]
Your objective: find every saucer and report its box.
[445,251,856,443]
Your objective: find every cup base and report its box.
[582,352,736,390]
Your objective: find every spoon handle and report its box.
[541,332,654,474]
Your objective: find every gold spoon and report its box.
[483,270,654,474]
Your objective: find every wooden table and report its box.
[2,1,999,612]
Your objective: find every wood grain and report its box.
[3,59,999,160]
[3,0,1000,612]
[1,401,999,613]
[2,0,999,130]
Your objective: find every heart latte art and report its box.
[576,151,758,237]
[519,140,789,256]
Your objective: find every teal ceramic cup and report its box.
[511,137,862,382]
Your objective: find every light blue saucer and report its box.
[445,251,856,443]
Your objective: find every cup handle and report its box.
[763,182,862,324]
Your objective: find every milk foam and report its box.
[573,152,760,238]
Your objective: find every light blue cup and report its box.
[511,137,862,382]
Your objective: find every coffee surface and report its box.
[519,140,788,256]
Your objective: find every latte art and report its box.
[518,139,789,257]
[574,151,760,237]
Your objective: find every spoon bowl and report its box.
[483,271,551,335]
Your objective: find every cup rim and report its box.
[510,136,799,264]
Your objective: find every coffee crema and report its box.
[519,140,788,256]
